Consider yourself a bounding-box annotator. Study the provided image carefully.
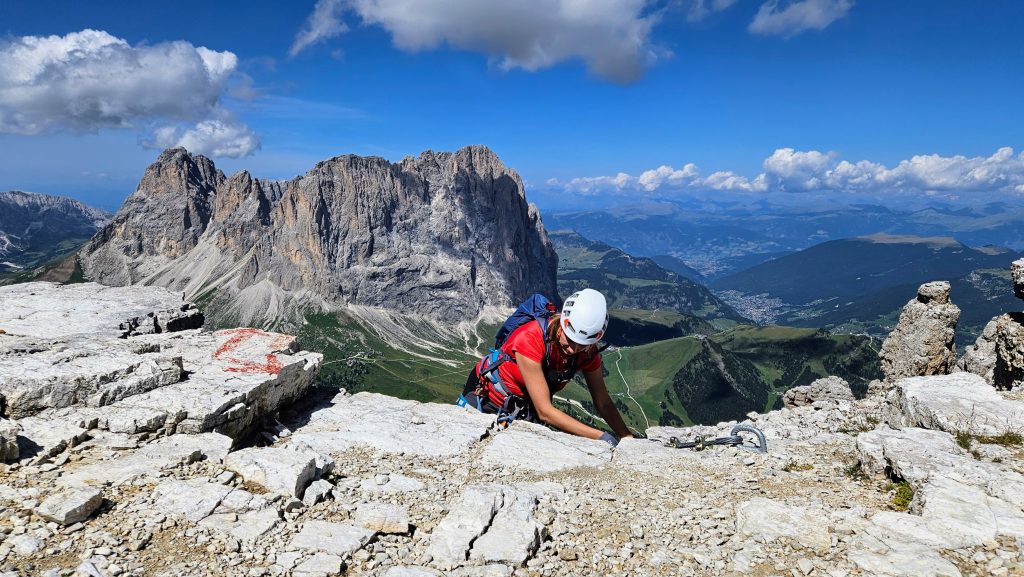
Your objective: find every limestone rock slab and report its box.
[152,478,234,523]
[292,553,343,577]
[15,414,88,461]
[734,497,831,551]
[479,420,612,473]
[612,437,703,475]
[284,392,493,459]
[302,479,334,506]
[288,520,376,558]
[35,486,103,525]
[199,507,280,541]
[0,418,20,462]
[225,447,316,498]
[887,373,1024,435]
[60,433,231,488]
[469,490,542,566]
[783,376,854,408]
[848,543,961,577]
[0,282,195,339]
[426,485,504,569]
[0,283,321,447]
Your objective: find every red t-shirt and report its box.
[476,320,602,406]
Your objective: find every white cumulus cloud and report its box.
[749,0,854,38]
[638,163,700,190]
[146,118,261,158]
[0,29,241,135]
[291,0,661,83]
[552,147,1024,198]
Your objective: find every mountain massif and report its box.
[0,191,108,277]
[80,146,557,327]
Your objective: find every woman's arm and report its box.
[515,353,605,439]
[583,369,633,439]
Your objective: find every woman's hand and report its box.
[583,369,634,440]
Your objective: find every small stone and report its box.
[35,486,103,526]
[355,503,410,534]
[302,479,333,507]
[797,558,814,575]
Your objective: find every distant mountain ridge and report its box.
[712,234,1015,304]
[711,234,1021,345]
[547,199,1024,279]
[0,191,109,275]
[80,146,558,327]
[549,229,746,327]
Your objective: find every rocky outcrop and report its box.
[0,282,321,460]
[958,258,1024,389]
[994,313,1024,390]
[782,375,854,408]
[879,281,960,383]
[957,316,1000,384]
[884,372,1024,435]
[79,146,558,326]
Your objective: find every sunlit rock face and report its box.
[79,146,558,326]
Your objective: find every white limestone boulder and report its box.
[0,418,20,462]
[225,446,317,498]
[355,502,410,534]
[734,498,831,551]
[35,486,103,525]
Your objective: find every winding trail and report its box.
[614,348,650,430]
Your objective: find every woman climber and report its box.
[458,288,633,446]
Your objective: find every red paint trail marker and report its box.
[214,328,293,374]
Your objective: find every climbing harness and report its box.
[663,424,768,454]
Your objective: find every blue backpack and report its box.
[494,293,557,349]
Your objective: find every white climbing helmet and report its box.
[560,288,608,345]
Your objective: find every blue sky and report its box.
[1,1,1023,211]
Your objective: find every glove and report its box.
[599,432,619,447]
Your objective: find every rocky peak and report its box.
[80,146,557,326]
[955,257,1024,390]
[878,280,960,383]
